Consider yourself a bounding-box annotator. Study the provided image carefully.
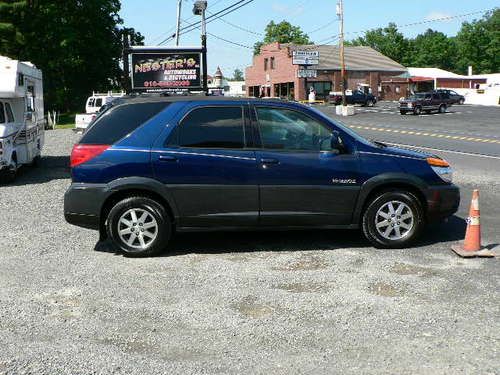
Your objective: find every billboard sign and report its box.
[130,48,203,92]
[292,50,319,65]
[297,69,317,78]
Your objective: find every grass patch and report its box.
[52,112,76,129]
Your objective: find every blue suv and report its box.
[64,96,460,256]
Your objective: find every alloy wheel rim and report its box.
[118,208,158,250]
[375,200,414,240]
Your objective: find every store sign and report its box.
[292,50,319,65]
[297,69,317,78]
[130,48,202,92]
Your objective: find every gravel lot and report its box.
[0,129,499,374]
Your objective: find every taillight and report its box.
[70,144,109,167]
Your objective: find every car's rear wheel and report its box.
[106,196,172,257]
[413,106,422,115]
[438,104,447,113]
[362,190,424,248]
[400,110,406,115]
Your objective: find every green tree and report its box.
[254,20,312,55]
[0,0,143,111]
[0,0,26,55]
[455,9,499,74]
[408,29,457,70]
[346,23,410,65]
[230,68,244,81]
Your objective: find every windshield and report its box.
[308,106,375,147]
[409,93,427,99]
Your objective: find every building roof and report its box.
[287,44,406,72]
[407,67,462,79]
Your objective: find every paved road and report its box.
[320,102,500,157]
[319,102,500,246]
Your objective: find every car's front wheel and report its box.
[362,190,424,248]
[106,196,172,257]
[413,106,422,115]
[366,99,374,107]
[458,98,465,105]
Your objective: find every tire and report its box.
[106,196,172,257]
[366,99,374,107]
[1,156,17,184]
[413,106,422,115]
[362,190,424,249]
[400,110,406,115]
[438,104,446,113]
[31,155,41,167]
[458,98,465,105]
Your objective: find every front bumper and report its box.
[425,183,460,222]
[64,183,108,230]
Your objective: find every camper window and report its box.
[95,98,103,107]
[0,103,5,124]
[5,103,14,123]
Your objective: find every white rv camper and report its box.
[0,56,45,182]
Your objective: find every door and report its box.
[253,105,360,226]
[152,105,259,227]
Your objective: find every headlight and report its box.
[407,102,413,108]
[427,157,452,183]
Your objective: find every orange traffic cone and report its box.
[451,189,494,258]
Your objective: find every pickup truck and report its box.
[329,89,377,106]
[75,92,124,132]
[399,92,450,115]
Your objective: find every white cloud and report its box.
[425,11,453,22]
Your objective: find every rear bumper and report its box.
[425,184,460,222]
[64,183,107,230]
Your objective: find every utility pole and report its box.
[193,1,208,94]
[122,31,130,93]
[337,0,346,106]
[175,0,182,46]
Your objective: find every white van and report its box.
[0,56,45,182]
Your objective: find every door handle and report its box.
[260,158,279,165]
[158,154,178,162]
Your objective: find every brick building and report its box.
[245,42,407,101]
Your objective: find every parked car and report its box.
[399,92,450,115]
[433,89,466,105]
[64,96,459,256]
[330,89,377,106]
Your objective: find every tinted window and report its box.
[256,107,332,151]
[80,102,168,145]
[95,98,103,107]
[432,93,441,100]
[5,103,14,122]
[0,103,4,123]
[174,107,245,149]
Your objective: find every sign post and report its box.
[292,50,319,100]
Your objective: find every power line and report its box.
[206,8,263,36]
[150,0,227,43]
[159,0,255,45]
[345,8,494,37]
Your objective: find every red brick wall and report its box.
[436,78,487,89]
[245,42,300,98]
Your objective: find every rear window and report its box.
[80,102,168,145]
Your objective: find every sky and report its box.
[120,0,499,78]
